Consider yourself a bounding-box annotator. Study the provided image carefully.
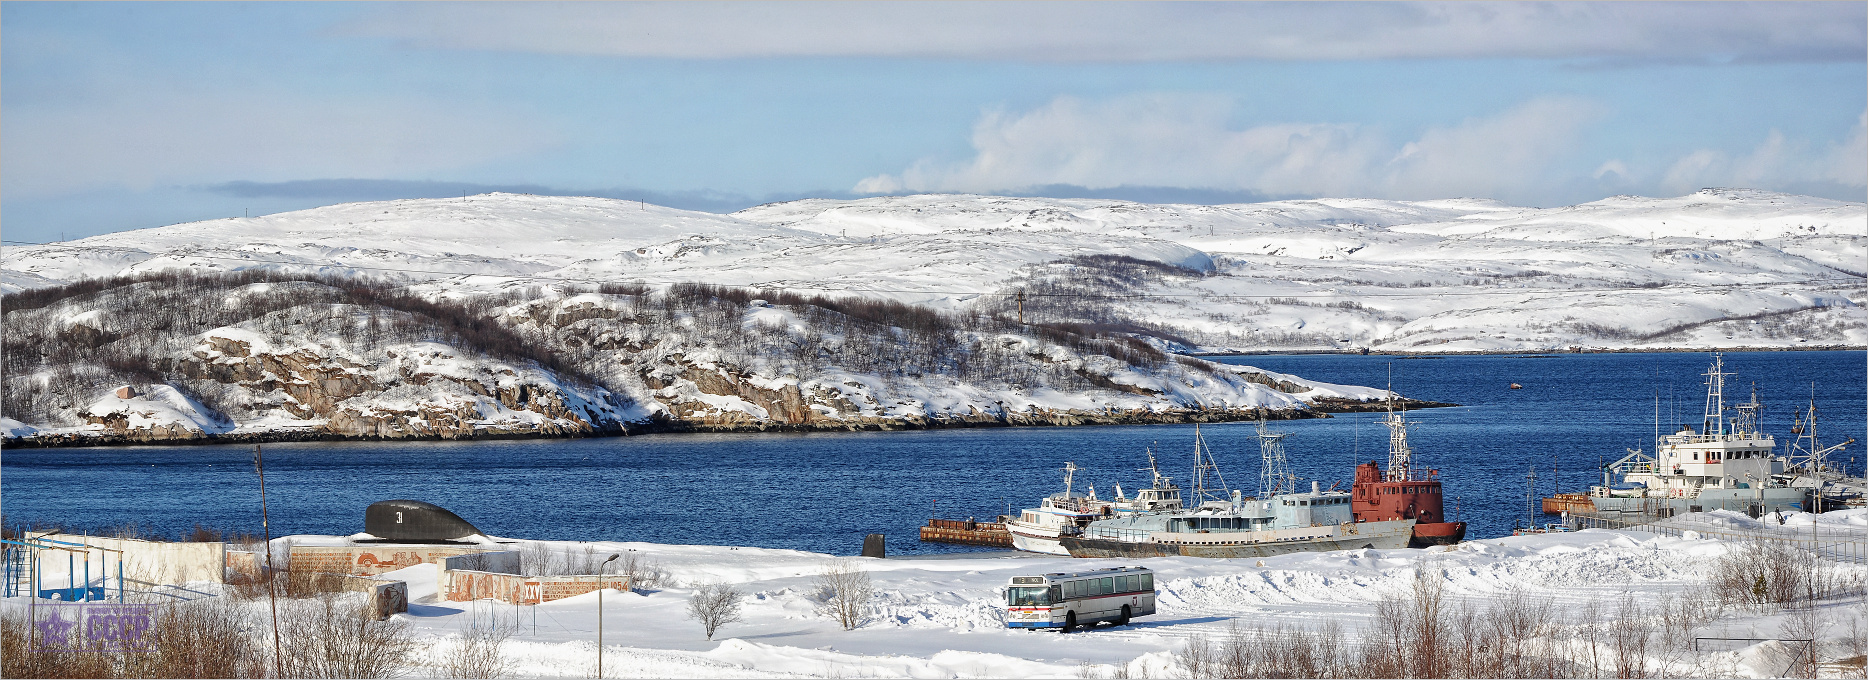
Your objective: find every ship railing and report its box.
[1083,527,1156,542]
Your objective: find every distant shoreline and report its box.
[1195,345,1865,357]
[0,398,1456,450]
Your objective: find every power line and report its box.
[1,238,1862,301]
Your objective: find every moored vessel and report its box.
[1349,399,1467,547]
[1059,425,1414,558]
[1060,481,1415,558]
[1586,353,1809,520]
[1004,462,1111,555]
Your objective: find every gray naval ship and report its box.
[1590,353,1814,518]
[1059,482,1415,558]
[1058,426,1413,559]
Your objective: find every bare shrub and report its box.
[130,598,266,678]
[438,609,517,679]
[1779,606,1825,678]
[617,550,673,591]
[686,581,744,641]
[1711,534,1862,609]
[1366,567,1450,677]
[0,597,264,679]
[1608,598,1654,678]
[563,545,602,576]
[277,593,416,678]
[814,559,874,631]
[1175,632,1216,679]
[520,542,556,577]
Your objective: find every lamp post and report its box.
[598,553,619,678]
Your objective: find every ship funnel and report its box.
[1312,480,1320,495]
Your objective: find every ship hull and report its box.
[1060,521,1413,559]
[1006,524,1072,556]
[1409,521,1466,548]
[1588,487,1806,517]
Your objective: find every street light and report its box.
[598,553,620,679]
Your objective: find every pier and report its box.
[918,518,1013,548]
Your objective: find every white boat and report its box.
[1005,463,1110,555]
[1591,353,1809,517]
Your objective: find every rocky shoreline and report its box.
[0,398,1453,449]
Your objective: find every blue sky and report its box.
[4,2,1864,242]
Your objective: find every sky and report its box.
[3,1,1865,243]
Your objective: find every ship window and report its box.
[1693,453,1699,460]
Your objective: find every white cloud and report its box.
[1660,114,1868,195]
[856,95,1600,202]
[1,90,556,200]
[342,2,1865,63]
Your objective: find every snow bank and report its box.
[222,521,1868,678]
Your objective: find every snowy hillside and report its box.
[3,188,1859,352]
[1,272,1391,445]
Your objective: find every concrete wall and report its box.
[439,551,521,576]
[26,533,227,585]
[287,544,495,576]
[443,569,630,605]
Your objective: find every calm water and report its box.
[3,351,1862,555]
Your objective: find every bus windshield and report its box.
[1007,587,1052,606]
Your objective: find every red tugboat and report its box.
[1351,399,1467,547]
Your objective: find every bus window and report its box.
[1141,573,1153,590]
[1008,587,1052,606]
[1100,578,1113,594]
[1065,581,1080,598]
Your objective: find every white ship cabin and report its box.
[1116,485,1183,513]
[1650,424,1780,489]
[1272,482,1355,527]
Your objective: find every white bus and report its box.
[1004,566,1155,631]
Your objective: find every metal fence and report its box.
[1566,510,1868,564]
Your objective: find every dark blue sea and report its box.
[3,351,1862,555]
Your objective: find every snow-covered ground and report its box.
[16,512,1856,678]
[3,188,1861,352]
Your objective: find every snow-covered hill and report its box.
[3,188,1861,354]
[2,272,1391,445]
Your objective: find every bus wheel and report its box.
[1117,605,1131,626]
[1062,611,1076,633]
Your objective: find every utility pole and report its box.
[598,553,619,678]
[254,445,282,678]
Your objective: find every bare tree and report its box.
[686,581,744,641]
[278,593,417,678]
[814,559,874,631]
[617,550,673,591]
[439,607,517,679]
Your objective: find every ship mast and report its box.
[1789,385,1854,475]
[1701,352,1730,437]
[1256,418,1295,498]
[1383,380,1414,483]
[1190,424,1232,504]
[1731,383,1763,437]
[1060,461,1079,498]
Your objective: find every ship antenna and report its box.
[1701,352,1729,437]
[1383,366,1413,482]
[1257,417,1293,498]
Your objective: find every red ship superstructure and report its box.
[1350,398,1466,547]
